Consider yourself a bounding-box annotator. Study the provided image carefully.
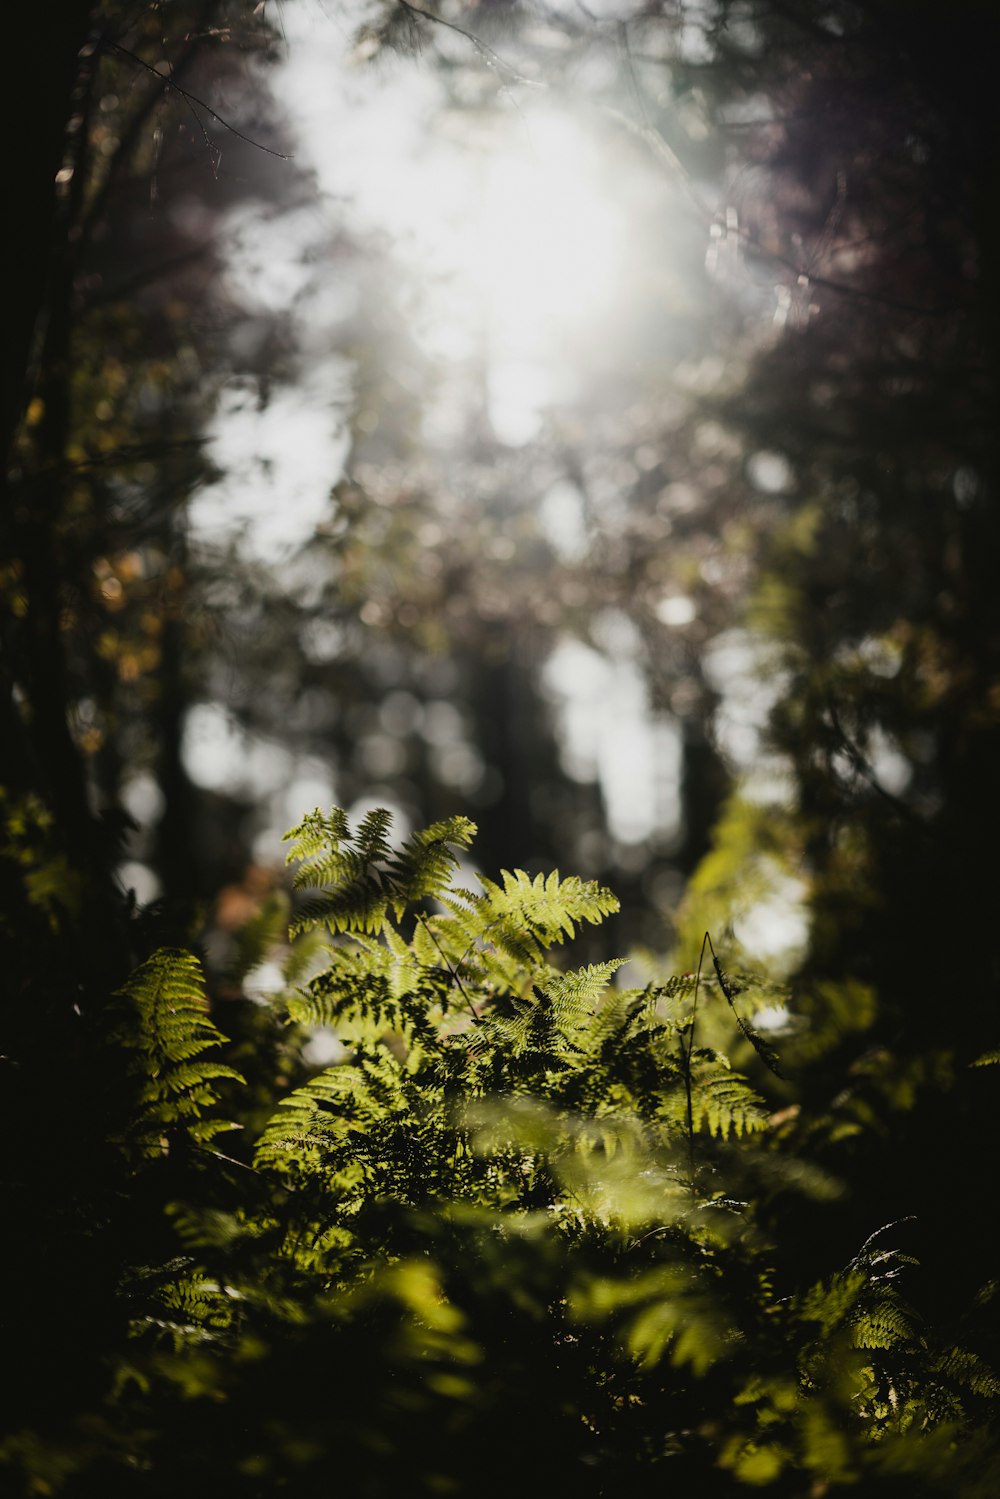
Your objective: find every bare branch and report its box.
[107,41,292,160]
[395,1,543,88]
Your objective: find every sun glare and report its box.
[437,107,633,442]
[472,111,627,357]
[272,9,646,446]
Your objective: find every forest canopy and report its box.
[2,1,998,1494]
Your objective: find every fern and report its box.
[256,810,784,1295]
[112,948,244,1161]
[14,805,997,1497]
[424,868,619,999]
[285,807,475,936]
[933,1348,1000,1399]
[672,1053,771,1140]
[265,812,779,1213]
[288,932,447,1053]
[254,1046,416,1189]
[123,1256,238,1350]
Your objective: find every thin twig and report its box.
[393,6,948,319]
[395,0,542,87]
[107,41,292,159]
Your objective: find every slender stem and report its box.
[683,931,711,1175]
[416,913,480,1025]
[107,42,292,159]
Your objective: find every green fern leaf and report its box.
[661,1057,770,1140]
[286,807,475,937]
[541,961,628,1040]
[112,948,244,1162]
[935,1348,1000,1397]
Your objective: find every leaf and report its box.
[112,948,244,1162]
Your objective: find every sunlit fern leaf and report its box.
[287,944,444,1054]
[112,948,244,1162]
[254,1101,355,1184]
[290,876,392,938]
[847,1219,918,1278]
[383,815,476,912]
[286,807,475,937]
[596,1025,686,1120]
[430,898,538,993]
[124,1255,238,1351]
[657,1051,769,1141]
[471,991,555,1062]
[689,1064,770,1139]
[427,869,619,997]
[573,985,659,1061]
[285,807,393,932]
[971,1048,1000,1067]
[281,925,328,986]
[254,1050,408,1182]
[541,960,628,1042]
[381,922,433,992]
[657,974,702,998]
[798,1268,869,1337]
[478,868,620,952]
[282,806,350,877]
[850,1294,922,1349]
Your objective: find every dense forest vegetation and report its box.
[3,1,998,1493]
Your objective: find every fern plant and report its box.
[248,809,997,1495]
[8,808,997,1498]
[255,806,773,1242]
[111,947,244,1162]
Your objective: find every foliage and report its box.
[110,947,244,1161]
[4,0,999,1494]
[4,808,997,1496]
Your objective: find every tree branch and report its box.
[107,41,292,160]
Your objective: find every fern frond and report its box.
[584,986,659,1052]
[422,869,620,1002]
[286,807,475,937]
[656,974,702,999]
[477,868,619,956]
[541,961,628,1041]
[254,1050,408,1183]
[797,1221,927,1365]
[661,1055,770,1140]
[798,1268,868,1336]
[383,816,477,912]
[113,948,244,1162]
[850,1297,921,1350]
[283,806,350,878]
[934,1348,1000,1398]
[287,938,444,1054]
